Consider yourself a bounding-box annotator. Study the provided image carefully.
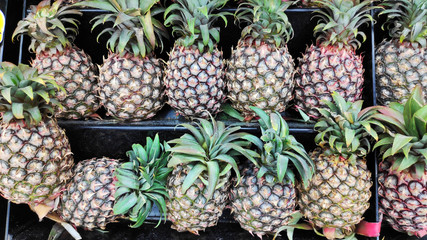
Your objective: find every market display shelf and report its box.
[2,0,412,239]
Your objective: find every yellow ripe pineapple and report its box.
[13,0,100,119]
[376,0,427,105]
[0,62,73,212]
[164,0,230,118]
[298,93,383,239]
[227,0,296,120]
[76,0,168,121]
[294,0,377,119]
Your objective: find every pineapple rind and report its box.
[227,38,295,118]
[33,46,100,119]
[375,40,427,106]
[165,45,225,118]
[0,118,73,205]
[166,165,231,233]
[230,166,296,237]
[378,159,427,237]
[295,45,364,118]
[99,52,165,121]
[299,148,372,232]
[60,157,119,230]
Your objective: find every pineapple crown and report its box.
[380,0,427,47]
[167,116,259,201]
[243,107,315,187]
[76,0,168,58]
[164,0,232,53]
[370,86,427,178]
[12,0,81,55]
[0,62,62,126]
[114,134,172,228]
[313,0,378,50]
[235,0,295,46]
[314,92,383,164]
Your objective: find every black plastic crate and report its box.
[2,0,406,239]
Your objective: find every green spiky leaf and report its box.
[276,154,288,183]
[397,154,419,171]
[164,0,230,52]
[391,134,415,155]
[181,163,207,194]
[380,0,427,47]
[314,91,384,165]
[370,86,427,173]
[235,0,294,45]
[206,161,220,200]
[13,0,82,54]
[113,192,138,215]
[168,117,257,201]
[0,63,61,126]
[115,134,171,227]
[77,0,167,57]
[313,0,379,49]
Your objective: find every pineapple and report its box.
[12,0,100,119]
[59,135,171,230]
[368,86,427,237]
[0,62,73,209]
[298,93,382,239]
[164,0,230,118]
[376,0,427,106]
[166,117,259,234]
[230,107,314,238]
[76,0,168,121]
[226,0,296,120]
[294,0,376,119]
[60,157,120,230]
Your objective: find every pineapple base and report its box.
[378,159,427,238]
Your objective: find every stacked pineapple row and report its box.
[12,0,426,122]
[1,59,425,239]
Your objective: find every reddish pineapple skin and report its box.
[295,45,364,119]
